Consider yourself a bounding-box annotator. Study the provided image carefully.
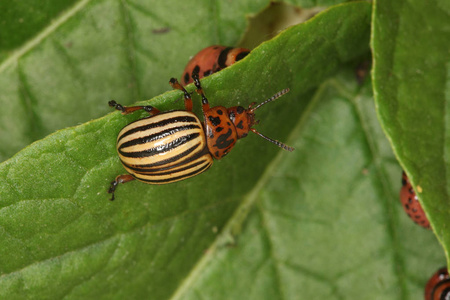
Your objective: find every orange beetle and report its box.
[182,45,250,85]
[400,171,430,229]
[425,267,450,300]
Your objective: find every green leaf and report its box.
[372,0,450,263]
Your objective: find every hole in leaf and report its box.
[239,2,326,49]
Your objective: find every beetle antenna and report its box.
[250,128,294,152]
[251,88,290,111]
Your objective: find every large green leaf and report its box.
[175,70,445,300]
[372,0,450,264]
[0,0,445,299]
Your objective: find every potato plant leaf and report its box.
[372,0,450,266]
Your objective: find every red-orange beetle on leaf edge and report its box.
[182,45,250,85]
[399,171,430,229]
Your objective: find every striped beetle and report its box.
[108,73,293,200]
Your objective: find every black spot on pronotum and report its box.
[236,106,245,114]
[208,116,221,127]
[214,129,234,149]
[216,127,224,132]
[217,109,223,115]
[236,120,244,129]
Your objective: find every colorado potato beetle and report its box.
[182,45,250,85]
[400,171,430,229]
[108,72,293,200]
[425,267,450,300]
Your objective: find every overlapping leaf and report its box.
[372,0,450,264]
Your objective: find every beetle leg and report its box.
[169,78,193,111]
[191,72,210,112]
[108,100,160,116]
[108,174,135,201]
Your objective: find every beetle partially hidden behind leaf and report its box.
[108,72,293,200]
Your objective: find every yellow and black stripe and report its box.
[117,110,213,184]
